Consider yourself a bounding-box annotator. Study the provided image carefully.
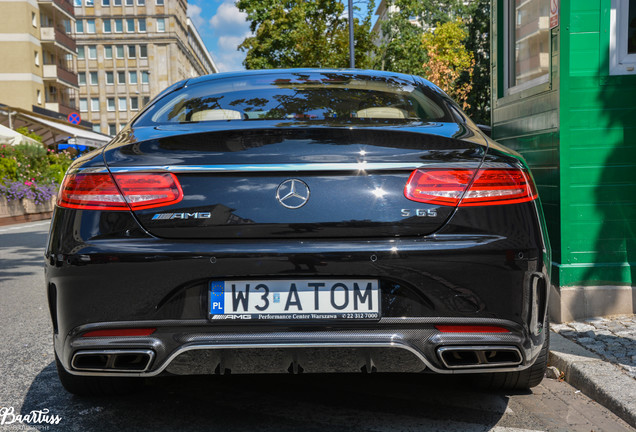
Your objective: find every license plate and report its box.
[209,279,380,320]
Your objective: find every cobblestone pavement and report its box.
[552,314,636,380]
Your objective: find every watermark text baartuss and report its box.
[0,407,62,426]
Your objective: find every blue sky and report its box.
[186,0,376,72]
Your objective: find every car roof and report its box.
[180,68,435,90]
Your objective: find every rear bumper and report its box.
[46,205,550,377]
[62,318,537,377]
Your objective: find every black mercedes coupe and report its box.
[45,69,551,395]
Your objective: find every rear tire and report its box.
[475,323,550,391]
[55,354,143,396]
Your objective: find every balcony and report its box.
[40,27,76,54]
[44,102,77,116]
[38,0,75,20]
[43,64,79,88]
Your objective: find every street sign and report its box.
[550,0,559,29]
[67,112,81,125]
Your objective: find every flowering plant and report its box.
[0,143,73,203]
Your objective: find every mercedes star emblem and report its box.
[276,179,310,209]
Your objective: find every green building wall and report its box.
[491,0,636,321]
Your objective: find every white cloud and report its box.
[209,2,252,72]
[215,32,250,71]
[209,1,250,35]
[187,4,205,29]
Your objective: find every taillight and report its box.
[82,328,156,337]
[435,325,510,333]
[58,172,183,211]
[404,168,537,206]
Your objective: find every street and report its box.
[0,221,633,432]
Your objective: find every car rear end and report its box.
[45,70,551,393]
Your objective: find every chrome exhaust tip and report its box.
[72,350,154,372]
[437,346,522,369]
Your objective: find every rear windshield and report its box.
[134,72,454,125]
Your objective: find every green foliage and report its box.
[237,0,376,69]
[462,0,491,124]
[0,157,18,182]
[422,20,474,109]
[375,0,491,124]
[15,126,43,143]
[374,0,469,74]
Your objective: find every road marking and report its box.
[0,220,50,233]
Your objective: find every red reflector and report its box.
[58,172,183,211]
[82,328,156,337]
[435,325,510,333]
[404,168,537,207]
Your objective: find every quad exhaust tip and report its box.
[72,350,154,373]
[437,346,522,369]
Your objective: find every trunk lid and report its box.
[102,125,486,239]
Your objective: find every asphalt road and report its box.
[0,221,633,432]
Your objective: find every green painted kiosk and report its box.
[491,0,636,321]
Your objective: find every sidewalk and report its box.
[549,315,636,428]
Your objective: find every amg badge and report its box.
[152,212,212,220]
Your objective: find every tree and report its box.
[422,20,474,110]
[237,0,376,69]
[374,0,468,75]
[462,0,491,124]
[375,0,491,123]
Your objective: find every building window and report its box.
[156,0,163,5]
[138,19,146,32]
[504,0,550,94]
[118,97,127,111]
[116,45,124,58]
[139,44,147,58]
[138,0,145,4]
[36,89,42,104]
[129,71,138,84]
[102,0,110,5]
[93,124,101,133]
[142,96,150,106]
[86,0,94,6]
[77,46,85,59]
[107,97,115,111]
[105,71,114,84]
[117,71,125,83]
[125,0,133,5]
[156,18,165,32]
[76,20,83,33]
[74,0,81,6]
[128,45,136,58]
[103,19,112,33]
[88,45,97,59]
[91,97,99,111]
[32,12,37,27]
[108,123,117,135]
[610,0,636,75]
[130,96,139,110]
[79,98,88,111]
[114,19,123,33]
[78,72,86,85]
[104,45,113,59]
[126,18,135,32]
[113,0,121,5]
[34,51,39,66]
[89,71,98,85]
[86,19,96,33]
[141,70,149,83]
[64,19,72,34]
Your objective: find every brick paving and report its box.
[552,314,636,380]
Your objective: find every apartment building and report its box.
[73,0,217,135]
[0,0,78,115]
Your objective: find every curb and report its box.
[548,331,636,428]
